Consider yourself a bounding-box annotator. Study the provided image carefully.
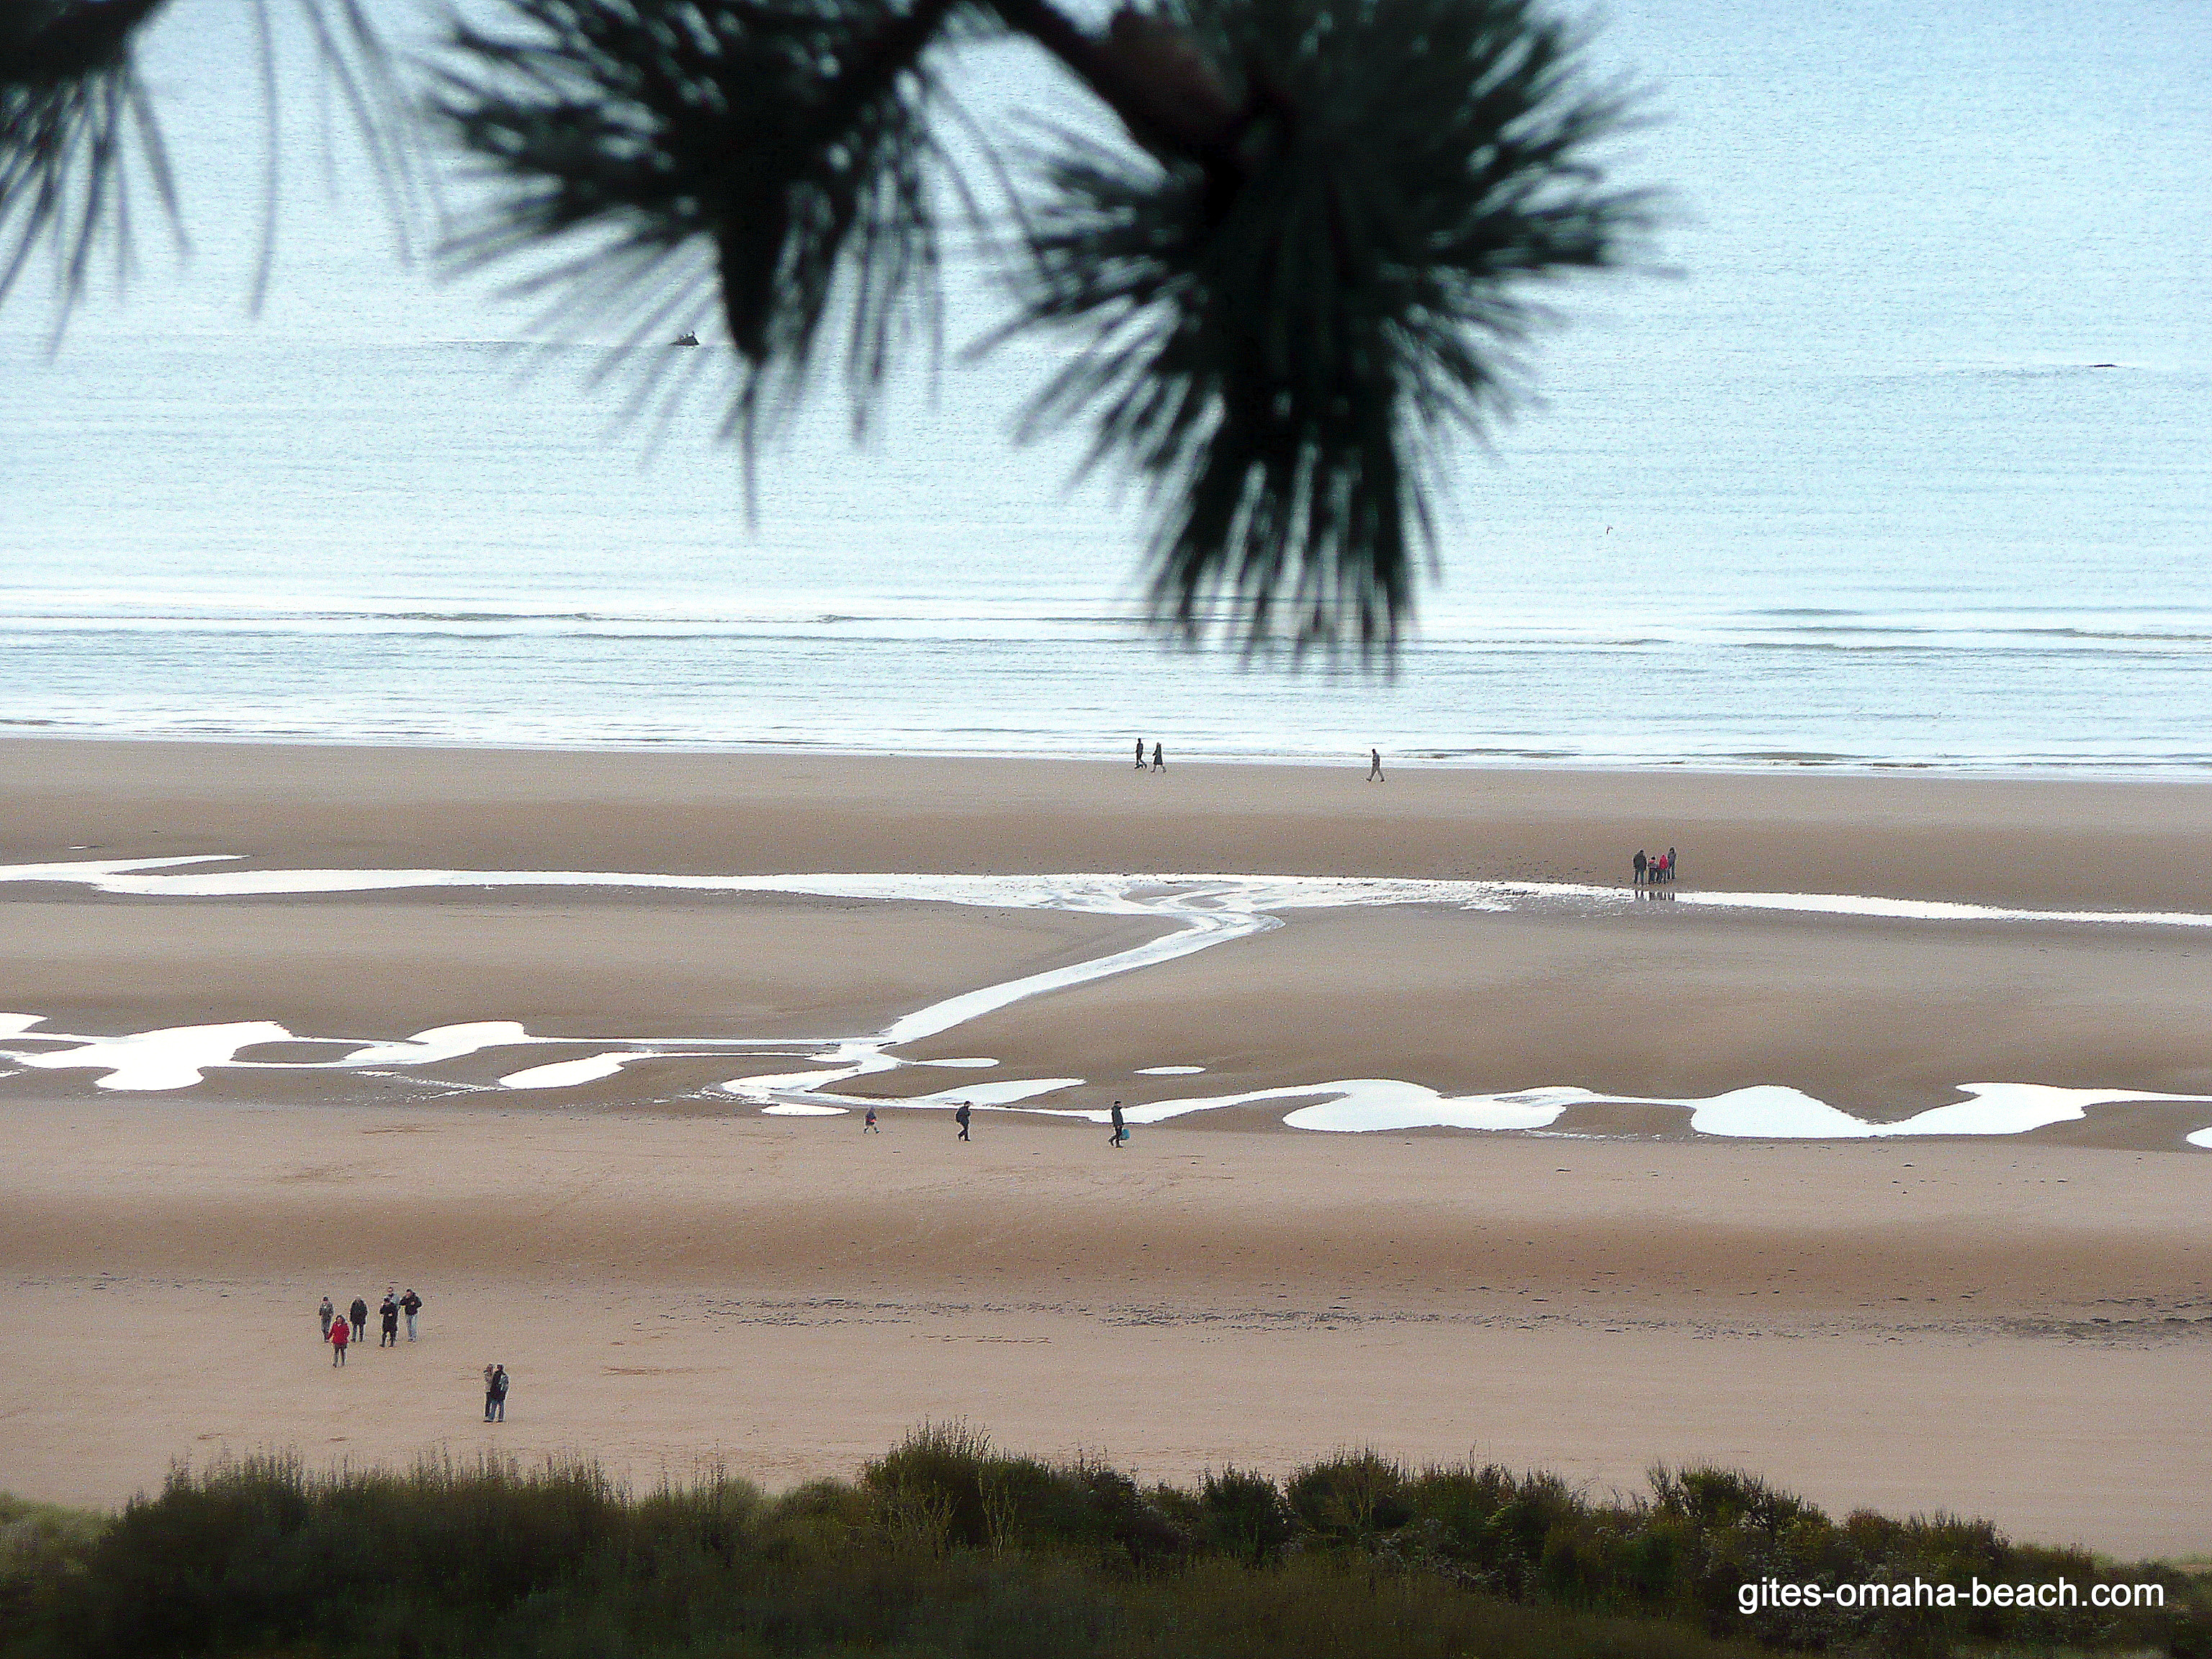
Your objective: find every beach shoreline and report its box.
[17,723,2212,783]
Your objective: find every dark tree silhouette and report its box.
[1,0,1653,657]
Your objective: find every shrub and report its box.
[0,1493,103,1635]
[1195,1467,1292,1565]
[4,1434,2205,1659]
[1285,1449,1413,1540]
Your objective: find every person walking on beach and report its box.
[482,1364,499,1420]
[401,1287,422,1341]
[488,1364,509,1421]
[318,1295,335,1340]
[329,1314,350,1367]
[1150,741,1164,771]
[379,1291,400,1348]
[863,1105,879,1133]
[955,1101,971,1142]
[1367,747,1385,782]
[1109,1100,1125,1148]
[1668,846,1678,885]
[1633,849,1647,886]
[1135,738,1147,770]
[349,1295,368,1346]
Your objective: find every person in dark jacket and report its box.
[400,1287,423,1341]
[955,1102,971,1141]
[349,1296,369,1344]
[318,1295,335,1339]
[487,1364,509,1422]
[1109,1100,1125,1148]
[379,1292,400,1347]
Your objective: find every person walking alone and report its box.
[318,1295,335,1340]
[955,1101,971,1142]
[401,1287,422,1341]
[329,1314,350,1367]
[863,1105,879,1133]
[1367,747,1385,782]
[1109,1100,1125,1148]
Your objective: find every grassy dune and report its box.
[3,1428,2203,1658]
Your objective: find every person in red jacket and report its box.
[329,1315,351,1367]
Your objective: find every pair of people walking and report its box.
[482,1364,510,1421]
[1133,739,1164,771]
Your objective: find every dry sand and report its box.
[0,739,2206,1556]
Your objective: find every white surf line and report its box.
[1023,1079,2212,1140]
[337,1022,541,1068]
[1673,889,2212,928]
[4,860,2211,1141]
[497,1053,639,1090]
[0,1010,835,1096]
[11,855,2212,932]
[8,1020,294,1092]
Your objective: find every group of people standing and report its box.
[316,1285,511,1422]
[1632,847,1678,886]
[318,1287,422,1364]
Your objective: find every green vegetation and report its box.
[2,1426,2203,1658]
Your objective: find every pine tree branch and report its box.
[813,0,965,140]
[1,0,171,89]
[987,0,1251,169]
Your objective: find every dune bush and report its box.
[1,1432,2202,1658]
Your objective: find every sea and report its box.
[3,0,2208,770]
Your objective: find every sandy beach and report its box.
[1,739,2207,1555]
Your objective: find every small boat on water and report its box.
[673,331,699,346]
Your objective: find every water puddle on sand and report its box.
[1,855,2208,1145]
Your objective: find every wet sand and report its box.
[2,1105,2206,1555]
[0,739,2206,1555]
